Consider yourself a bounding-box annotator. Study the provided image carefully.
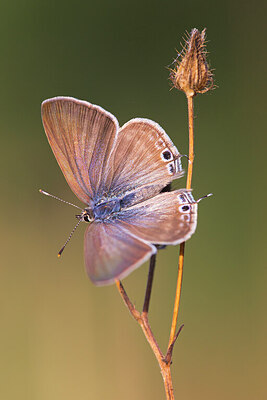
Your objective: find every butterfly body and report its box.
[41,96,198,285]
[92,198,121,220]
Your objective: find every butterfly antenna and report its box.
[39,189,83,210]
[197,193,213,203]
[57,219,83,257]
[180,154,189,162]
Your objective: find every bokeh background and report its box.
[0,0,266,399]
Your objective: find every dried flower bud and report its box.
[169,28,213,97]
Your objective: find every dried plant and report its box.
[169,28,213,97]
[116,28,214,400]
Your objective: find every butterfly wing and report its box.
[84,220,156,285]
[114,189,198,245]
[103,118,184,203]
[41,97,119,205]
[84,189,197,286]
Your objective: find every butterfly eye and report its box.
[83,215,90,222]
[161,149,173,161]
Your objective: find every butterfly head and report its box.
[76,208,94,223]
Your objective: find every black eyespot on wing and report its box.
[168,163,174,174]
[181,205,190,212]
[162,150,172,160]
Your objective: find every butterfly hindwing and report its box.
[114,189,198,245]
[84,189,197,285]
[84,220,156,285]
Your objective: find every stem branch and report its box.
[116,257,175,400]
[142,253,156,315]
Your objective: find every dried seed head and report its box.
[169,28,214,97]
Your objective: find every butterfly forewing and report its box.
[102,119,184,202]
[41,97,119,205]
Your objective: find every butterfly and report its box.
[41,96,198,286]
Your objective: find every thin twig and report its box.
[168,94,194,350]
[115,278,163,360]
[115,280,141,322]
[165,324,184,365]
[142,253,157,315]
[168,242,185,348]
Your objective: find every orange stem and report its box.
[168,94,194,348]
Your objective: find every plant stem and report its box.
[142,253,156,315]
[116,278,175,400]
[186,95,195,189]
[168,94,195,348]
[168,242,185,346]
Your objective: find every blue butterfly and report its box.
[41,97,198,285]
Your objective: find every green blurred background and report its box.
[0,0,266,399]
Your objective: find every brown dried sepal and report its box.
[169,28,214,98]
